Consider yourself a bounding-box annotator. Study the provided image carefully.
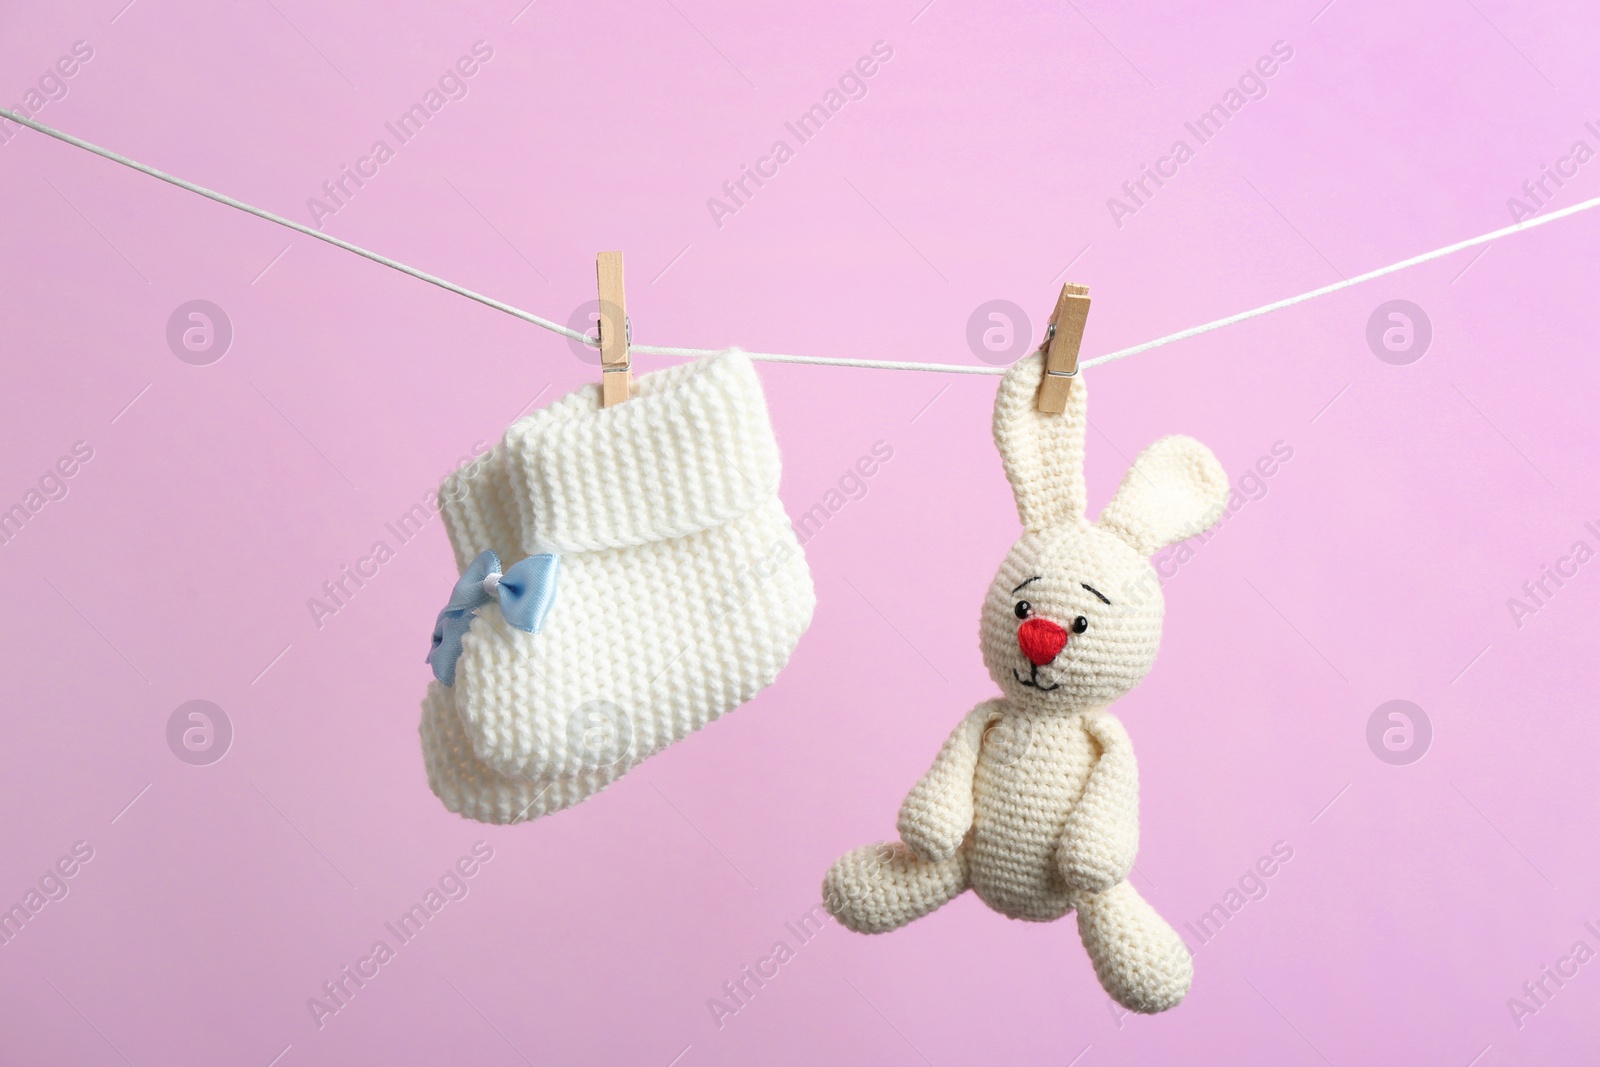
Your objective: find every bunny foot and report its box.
[824,842,969,934]
[1075,880,1193,1013]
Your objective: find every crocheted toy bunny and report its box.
[823,352,1228,1014]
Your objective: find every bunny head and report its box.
[981,354,1229,714]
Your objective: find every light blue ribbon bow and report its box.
[427,550,560,686]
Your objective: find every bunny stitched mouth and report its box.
[1012,663,1060,691]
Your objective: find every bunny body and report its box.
[969,705,1102,920]
[824,354,1229,1015]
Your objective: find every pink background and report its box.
[2,0,1598,1063]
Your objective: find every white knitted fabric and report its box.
[824,354,1227,1015]
[421,350,815,823]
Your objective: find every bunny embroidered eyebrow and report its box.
[824,352,1230,1021]
[1014,576,1112,603]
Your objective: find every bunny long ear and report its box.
[993,352,1088,531]
[1097,435,1229,557]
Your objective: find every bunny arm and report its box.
[895,703,997,863]
[1055,712,1141,893]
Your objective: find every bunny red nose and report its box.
[1018,617,1068,665]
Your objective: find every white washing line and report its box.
[5,106,1597,376]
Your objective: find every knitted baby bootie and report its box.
[419,350,816,823]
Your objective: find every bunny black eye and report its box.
[1014,601,1032,619]
[1072,616,1088,634]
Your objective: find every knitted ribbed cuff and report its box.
[437,445,522,574]
[501,350,781,553]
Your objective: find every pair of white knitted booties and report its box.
[420,351,816,823]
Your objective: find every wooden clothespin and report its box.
[596,251,631,407]
[1035,283,1091,414]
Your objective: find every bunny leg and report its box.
[824,842,970,934]
[1075,880,1193,1013]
